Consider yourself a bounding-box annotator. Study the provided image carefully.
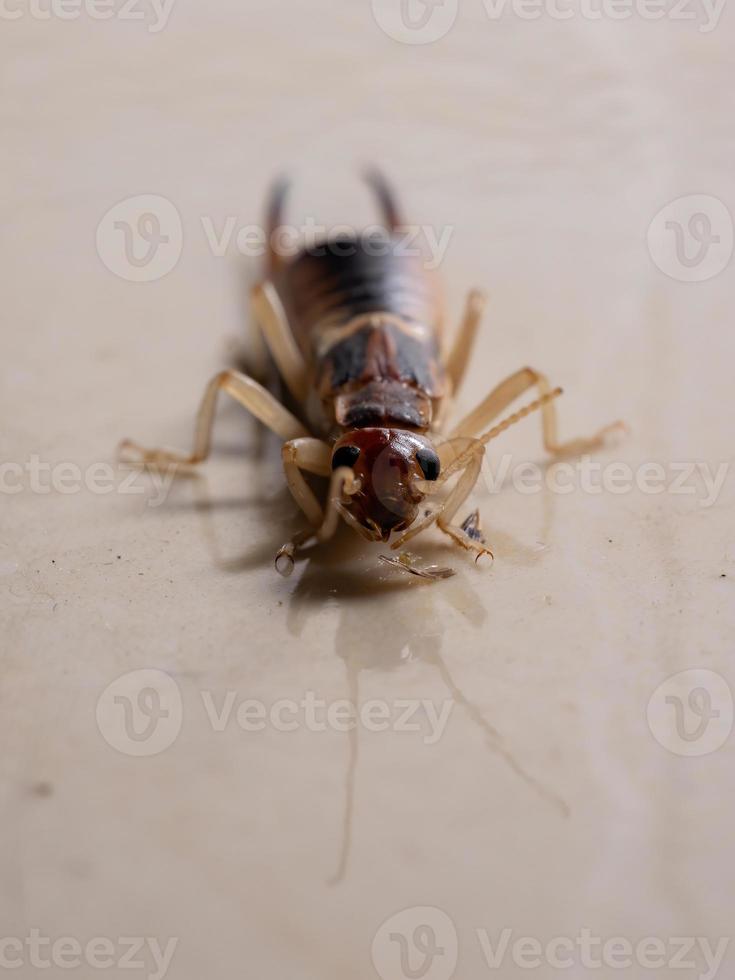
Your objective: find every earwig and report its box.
[120,171,624,576]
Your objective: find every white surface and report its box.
[1,3,734,979]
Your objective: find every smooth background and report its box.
[1,1,734,978]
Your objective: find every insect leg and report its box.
[275,466,360,577]
[449,366,625,457]
[281,438,332,528]
[391,443,492,561]
[118,369,309,469]
[398,387,572,557]
[434,448,493,560]
[445,289,487,394]
[250,280,309,402]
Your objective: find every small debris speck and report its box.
[721,573,727,579]
[30,782,53,798]
[379,553,455,581]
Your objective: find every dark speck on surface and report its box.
[30,781,53,798]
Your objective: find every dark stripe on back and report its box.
[280,234,436,335]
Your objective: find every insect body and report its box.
[270,187,448,547]
[121,172,622,576]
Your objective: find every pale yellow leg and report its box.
[392,442,492,561]
[281,438,331,528]
[118,369,309,469]
[449,365,625,457]
[445,289,486,394]
[250,280,309,402]
[394,385,573,559]
[435,450,493,560]
[275,465,360,577]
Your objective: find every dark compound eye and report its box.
[332,444,361,470]
[416,447,440,481]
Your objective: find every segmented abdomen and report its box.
[275,236,446,434]
[282,238,438,336]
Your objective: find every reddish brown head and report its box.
[330,428,441,542]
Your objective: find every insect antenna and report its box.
[425,387,564,492]
[478,386,563,447]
